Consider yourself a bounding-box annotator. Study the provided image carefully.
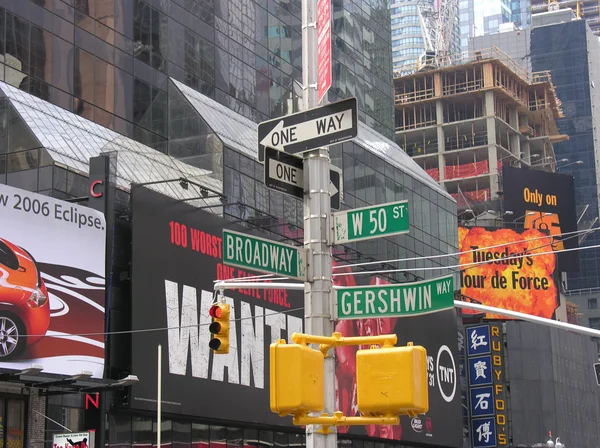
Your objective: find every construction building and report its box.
[393,47,567,208]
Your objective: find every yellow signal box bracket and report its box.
[292,411,399,432]
[270,332,427,431]
[291,331,397,354]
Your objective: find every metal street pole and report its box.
[157,344,162,448]
[301,1,336,448]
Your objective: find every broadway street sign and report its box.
[333,200,409,244]
[264,147,341,210]
[223,229,307,280]
[258,97,357,159]
[335,275,455,320]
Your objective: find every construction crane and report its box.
[416,0,459,70]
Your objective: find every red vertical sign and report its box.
[317,0,332,104]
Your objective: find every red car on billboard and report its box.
[0,237,51,359]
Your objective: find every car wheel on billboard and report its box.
[0,314,25,359]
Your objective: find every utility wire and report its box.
[216,226,600,283]
[35,229,597,340]
[19,307,305,339]
[334,241,600,278]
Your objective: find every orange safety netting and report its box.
[451,188,490,207]
[444,160,489,180]
[425,168,440,181]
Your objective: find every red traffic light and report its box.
[209,305,223,318]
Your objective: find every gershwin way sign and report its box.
[257,97,358,160]
[223,229,307,281]
[335,275,455,320]
[333,200,409,244]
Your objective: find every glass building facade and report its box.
[0,0,394,145]
[0,1,460,447]
[530,19,600,290]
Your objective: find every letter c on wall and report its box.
[90,180,104,198]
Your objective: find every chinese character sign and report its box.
[466,324,506,447]
[472,417,496,448]
[468,355,492,386]
[467,325,491,356]
[470,386,494,417]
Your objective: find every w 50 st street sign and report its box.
[335,275,455,320]
[333,200,409,244]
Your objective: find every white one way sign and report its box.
[258,97,358,157]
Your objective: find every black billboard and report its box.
[502,165,579,272]
[334,266,462,447]
[131,187,462,446]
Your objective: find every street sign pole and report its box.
[302,0,336,448]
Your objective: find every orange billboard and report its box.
[458,227,559,319]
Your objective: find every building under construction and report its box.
[393,47,568,209]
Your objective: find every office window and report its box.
[590,317,600,330]
[589,298,598,309]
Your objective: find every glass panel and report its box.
[0,399,5,447]
[0,99,7,154]
[288,433,301,448]
[242,428,257,448]
[173,421,190,448]
[7,105,41,152]
[209,426,226,448]
[258,431,272,448]
[191,423,208,448]
[110,413,131,448]
[6,399,25,448]
[274,432,287,448]
[154,420,172,448]
[132,416,153,447]
[53,165,67,192]
[226,427,242,448]
[8,149,39,172]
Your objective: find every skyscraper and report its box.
[458,0,513,52]
[390,0,461,73]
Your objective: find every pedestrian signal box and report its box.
[269,340,324,416]
[356,343,428,417]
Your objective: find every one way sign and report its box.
[264,147,341,210]
[258,97,357,161]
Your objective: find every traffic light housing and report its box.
[356,343,428,417]
[269,340,324,416]
[209,303,230,354]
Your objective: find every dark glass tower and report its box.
[531,19,600,290]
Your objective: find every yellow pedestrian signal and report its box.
[209,303,230,354]
[356,343,428,417]
[269,340,324,416]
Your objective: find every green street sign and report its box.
[223,229,307,280]
[335,275,454,320]
[332,200,409,244]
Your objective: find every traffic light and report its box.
[356,343,428,417]
[209,303,230,354]
[269,340,324,416]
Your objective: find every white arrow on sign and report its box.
[329,179,338,196]
[260,109,354,151]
